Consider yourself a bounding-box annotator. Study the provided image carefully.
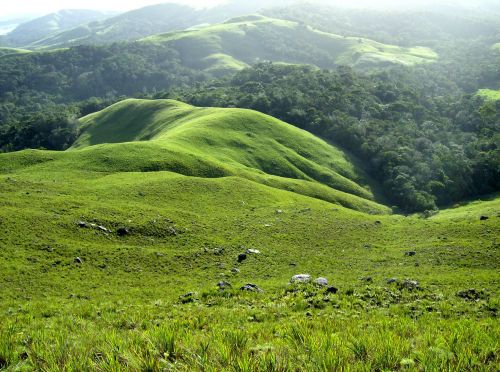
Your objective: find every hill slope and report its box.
[5,9,113,47]
[67,99,386,213]
[144,15,437,74]
[0,128,498,369]
[22,1,295,49]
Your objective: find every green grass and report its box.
[69,98,386,213]
[477,89,500,101]
[143,15,437,73]
[0,99,498,370]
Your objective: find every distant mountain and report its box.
[144,15,437,75]
[15,0,296,49]
[5,9,116,47]
[263,4,500,47]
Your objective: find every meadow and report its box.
[0,100,498,370]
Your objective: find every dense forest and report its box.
[0,4,498,213]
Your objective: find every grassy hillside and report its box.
[477,89,500,101]
[0,47,31,57]
[22,1,295,49]
[5,9,112,47]
[144,15,437,74]
[0,140,498,369]
[69,99,386,213]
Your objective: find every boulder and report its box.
[291,274,311,283]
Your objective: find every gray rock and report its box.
[291,274,312,283]
[231,268,240,274]
[240,283,263,292]
[74,257,82,264]
[405,251,417,257]
[387,278,398,284]
[313,277,328,286]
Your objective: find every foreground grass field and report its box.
[0,100,498,370]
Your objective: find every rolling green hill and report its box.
[60,99,385,213]
[144,15,437,74]
[0,106,498,369]
[20,1,295,49]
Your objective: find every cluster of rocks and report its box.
[77,221,130,237]
[290,274,338,294]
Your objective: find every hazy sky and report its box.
[0,0,495,19]
[0,0,226,18]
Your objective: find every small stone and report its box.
[217,281,232,290]
[361,276,373,282]
[313,277,328,286]
[399,279,419,290]
[374,220,382,225]
[276,209,283,214]
[231,268,240,274]
[457,288,484,301]
[387,278,398,284]
[480,216,489,221]
[74,257,82,264]
[291,274,311,283]
[77,221,88,228]
[97,225,111,233]
[405,251,417,256]
[325,286,338,294]
[237,253,247,263]
[179,292,196,304]
[246,249,260,254]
